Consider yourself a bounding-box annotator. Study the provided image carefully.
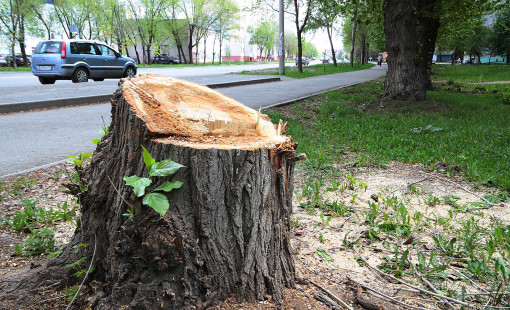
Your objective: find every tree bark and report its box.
[326,24,337,67]
[41,75,297,309]
[384,0,440,100]
[350,9,357,68]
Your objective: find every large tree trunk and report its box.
[40,75,297,309]
[384,0,440,100]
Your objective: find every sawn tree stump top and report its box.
[122,74,291,150]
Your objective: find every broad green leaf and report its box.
[67,159,82,166]
[143,192,169,216]
[150,159,184,177]
[82,153,93,160]
[91,138,101,144]
[123,175,152,197]
[65,155,77,159]
[155,181,183,192]
[142,146,156,169]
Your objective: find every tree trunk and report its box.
[384,0,440,100]
[39,75,297,309]
[134,44,141,64]
[350,10,357,68]
[326,24,337,67]
[360,33,366,65]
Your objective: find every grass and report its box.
[266,66,510,192]
[0,66,31,72]
[432,63,510,82]
[240,62,375,79]
[137,61,278,68]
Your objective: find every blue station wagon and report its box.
[31,40,137,84]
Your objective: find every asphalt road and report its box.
[0,64,386,177]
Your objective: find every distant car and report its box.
[0,55,6,67]
[295,57,309,66]
[31,39,137,84]
[153,55,180,64]
[321,58,330,64]
[5,54,30,66]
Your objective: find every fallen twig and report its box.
[419,171,498,206]
[107,175,134,209]
[359,284,428,310]
[314,292,340,310]
[410,262,456,310]
[65,234,97,310]
[309,279,353,310]
[353,248,509,309]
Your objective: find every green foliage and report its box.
[91,125,109,144]
[316,248,333,261]
[124,146,184,216]
[247,21,278,59]
[65,152,92,166]
[23,227,57,256]
[1,199,77,231]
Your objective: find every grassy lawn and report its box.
[267,65,510,192]
[137,61,279,69]
[0,66,31,72]
[432,63,510,82]
[240,62,375,79]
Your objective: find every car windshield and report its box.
[35,41,62,54]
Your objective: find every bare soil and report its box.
[1,155,507,309]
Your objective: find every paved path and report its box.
[0,65,386,177]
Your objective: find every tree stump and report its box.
[60,75,298,309]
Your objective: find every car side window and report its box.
[77,43,100,55]
[97,44,116,57]
[70,42,79,54]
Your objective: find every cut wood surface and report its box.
[23,75,299,309]
[123,74,289,149]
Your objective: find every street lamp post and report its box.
[279,0,285,75]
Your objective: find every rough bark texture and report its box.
[384,0,440,100]
[48,77,296,309]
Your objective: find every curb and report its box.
[0,76,281,114]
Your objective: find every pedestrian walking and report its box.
[377,54,383,66]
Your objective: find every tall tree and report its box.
[307,0,342,66]
[492,6,510,63]
[383,0,504,100]
[126,0,168,64]
[255,0,313,72]
[0,0,21,68]
[180,0,225,64]
[212,0,239,64]
[164,0,189,63]
[247,21,278,61]
[383,0,440,100]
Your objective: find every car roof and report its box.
[40,39,109,45]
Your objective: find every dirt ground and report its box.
[1,156,507,309]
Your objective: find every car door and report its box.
[97,44,124,78]
[77,42,104,78]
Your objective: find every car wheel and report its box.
[93,78,105,82]
[38,77,56,85]
[124,66,136,78]
[72,68,89,83]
